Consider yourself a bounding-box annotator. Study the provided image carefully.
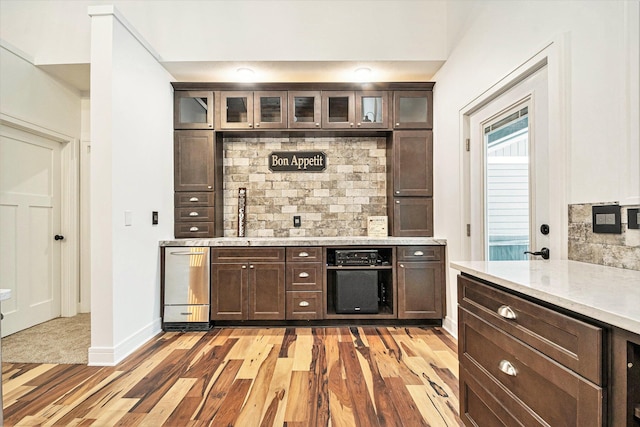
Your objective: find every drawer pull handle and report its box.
[189,227,199,232]
[413,251,424,256]
[169,251,206,256]
[298,272,310,278]
[497,305,517,320]
[498,360,517,376]
[298,251,309,257]
[180,312,193,316]
[299,301,310,307]
[189,197,199,202]
[189,212,199,217]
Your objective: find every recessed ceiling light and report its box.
[354,67,372,81]
[236,67,255,80]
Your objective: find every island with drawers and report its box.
[160,236,447,327]
[451,260,640,427]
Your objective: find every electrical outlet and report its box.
[293,215,301,227]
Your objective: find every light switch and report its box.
[124,210,133,226]
[592,205,621,233]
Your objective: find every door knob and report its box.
[524,247,549,259]
[54,235,65,241]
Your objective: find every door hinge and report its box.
[465,138,470,152]
[466,224,471,236]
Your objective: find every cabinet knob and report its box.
[242,265,247,269]
[396,200,400,204]
[315,123,320,127]
[249,265,254,269]
[395,191,400,194]
[400,264,405,268]
[357,123,361,127]
[349,123,354,127]
[189,197,199,202]
[497,305,517,320]
[189,212,199,217]
[248,123,253,128]
[255,123,260,127]
[299,301,310,307]
[298,272,310,278]
[208,124,213,128]
[498,360,517,376]
[189,226,199,232]
[395,123,400,127]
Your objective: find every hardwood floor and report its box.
[2,326,463,426]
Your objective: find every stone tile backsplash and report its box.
[568,203,640,270]
[223,136,387,237]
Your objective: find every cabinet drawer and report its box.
[286,263,322,291]
[459,308,603,427]
[397,245,442,261]
[286,247,322,262]
[175,207,215,222]
[212,247,285,262]
[458,274,603,385]
[286,291,323,320]
[175,192,214,207]
[175,222,214,238]
[163,305,210,323]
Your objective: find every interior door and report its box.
[0,124,62,336]
[469,66,551,260]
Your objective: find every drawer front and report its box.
[459,308,603,427]
[397,245,443,261]
[286,291,323,320]
[175,192,213,207]
[175,207,215,222]
[163,305,210,323]
[458,274,603,385]
[175,222,214,238]
[212,247,285,262]
[286,263,323,291]
[286,247,322,262]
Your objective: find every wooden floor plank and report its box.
[2,326,462,426]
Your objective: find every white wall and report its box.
[88,7,174,365]
[435,0,640,336]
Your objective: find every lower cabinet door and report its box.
[397,261,442,318]
[248,262,285,320]
[211,263,248,320]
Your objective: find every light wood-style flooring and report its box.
[2,326,462,426]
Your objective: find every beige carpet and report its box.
[2,313,90,364]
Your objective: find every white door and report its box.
[0,124,62,336]
[469,65,552,260]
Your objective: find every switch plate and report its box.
[592,205,621,233]
[293,215,301,227]
[628,208,639,229]
[124,210,133,226]
[152,211,159,225]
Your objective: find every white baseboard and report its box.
[442,316,458,340]
[88,317,162,366]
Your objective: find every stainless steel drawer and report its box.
[164,305,210,323]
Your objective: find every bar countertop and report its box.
[451,260,640,335]
[160,236,447,247]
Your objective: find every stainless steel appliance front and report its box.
[163,247,210,327]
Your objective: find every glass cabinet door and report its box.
[221,91,254,129]
[356,91,389,129]
[174,91,214,129]
[393,91,433,129]
[321,91,355,128]
[254,91,288,129]
[288,91,321,128]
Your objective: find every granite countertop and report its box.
[450,260,640,335]
[0,289,11,301]
[160,236,447,247]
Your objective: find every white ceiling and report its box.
[0,0,458,93]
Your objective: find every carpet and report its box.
[2,313,90,364]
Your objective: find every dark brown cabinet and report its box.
[321,91,390,129]
[458,274,605,427]
[174,90,214,129]
[210,248,285,320]
[220,91,288,129]
[388,130,433,236]
[393,90,433,129]
[288,91,321,128]
[397,246,443,318]
[173,130,222,238]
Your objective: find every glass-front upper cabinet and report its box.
[321,91,355,128]
[254,91,288,129]
[393,91,433,129]
[356,91,389,129]
[174,91,214,129]
[288,91,321,128]
[221,91,254,129]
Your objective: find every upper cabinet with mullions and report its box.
[174,91,214,129]
[321,91,390,129]
[393,90,433,129]
[221,91,288,129]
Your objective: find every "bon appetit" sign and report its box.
[268,151,326,172]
